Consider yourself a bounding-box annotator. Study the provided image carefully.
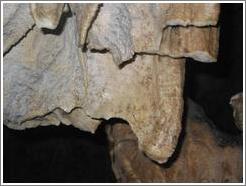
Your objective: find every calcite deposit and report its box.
[3,3,220,163]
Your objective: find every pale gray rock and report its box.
[87,4,134,65]
[3,3,35,53]
[3,14,100,133]
[69,3,100,47]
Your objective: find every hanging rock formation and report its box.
[3,3,220,164]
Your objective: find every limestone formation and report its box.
[3,3,220,164]
[3,3,35,53]
[69,3,101,47]
[106,108,243,182]
[87,3,220,65]
[30,3,68,29]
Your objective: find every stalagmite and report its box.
[3,3,220,164]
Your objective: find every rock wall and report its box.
[106,99,243,183]
[3,3,220,163]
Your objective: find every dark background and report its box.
[185,3,243,135]
[3,3,243,183]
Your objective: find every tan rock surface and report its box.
[3,3,220,163]
[87,3,220,65]
[83,53,185,163]
[30,3,67,29]
[106,119,242,182]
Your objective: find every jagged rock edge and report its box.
[87,24,218,67]
[5,106,103,132]
[79,3,103,49]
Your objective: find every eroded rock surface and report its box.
[3,3,35,53]
[30,3,68,29]
[69,3,101,47]
[3,15,99,132]
[84,53,185,163]
[3,3,220,163]
[87,3,220,65]
[106,107,243,182]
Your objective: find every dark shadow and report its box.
[80,3,103,52]
[184,3,243,135]
[3,24,36,57]
[119,53,137,69]
[41,5,73,35]
[90,48,110,54]
[102,117,129,126]
[3,123,116,183]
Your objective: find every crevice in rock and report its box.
[87,43,213,69]
[84,114,105,122]
[102,117,129,125]
[90,48,109,54]
[163,24,218,30]
[119,51,185,69]
[19,106,84,125]
[87,47,186,69]
[87,23,218,67]
[41,5,73,35]
[85,115,130,129]
[136,51,183,59]
[3,24,36,57]
[82,3,103,51]
[118,53,137,69]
